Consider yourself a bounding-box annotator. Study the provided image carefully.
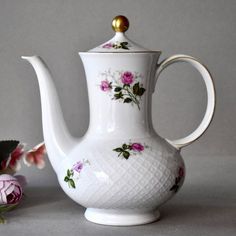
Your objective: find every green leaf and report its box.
[0,203,17,214]
[67,169,74,177]
[113,148,124,152]
[120,42,129,50]
[64,176,69,182]
[133,82,140,95]
[0,215,6,224]
[121,45,129,50]
[123,151,130,159]
[124,98,132,103]
[122,144,128,150]
[114,87,122,92]
[69,179,76,189]
[114,92,123,99]
[137,87,146,96]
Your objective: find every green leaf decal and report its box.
[67,169,71,177]
[113,148,124,152]
[120,42,129,50]
[137,87,146,96]
[121,46,129,50]
[114,87,122,92]
[124,98,132,103]
[69,179,76,189]
[123,151,130,159]
[64,176,69,182]
[114,92,123,100]
[133,82,140,95]
[113,142,146,160]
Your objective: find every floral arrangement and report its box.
[102,41,130,50]
[64,160,90,189]
[0,140,46,223]
[113,142,147,159]
[100,70,146,110]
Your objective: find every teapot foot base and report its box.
[84,208,160,226]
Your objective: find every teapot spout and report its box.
[21,56,76,173]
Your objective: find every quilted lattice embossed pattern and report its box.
[59,135,185,210]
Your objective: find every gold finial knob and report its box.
[112,15,129,33]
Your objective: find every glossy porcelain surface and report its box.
[21,16,215,226]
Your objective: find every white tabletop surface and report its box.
[0,155,235,236]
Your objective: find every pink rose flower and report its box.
[131,143,144,152]
[102,42,113,49]
[24,142,46,169]
[121,71,134,85]
[72,161,83,173]
[8,144,25,171]
[100,80,112,91]
[0,175,22,205]
[0,143,25,172]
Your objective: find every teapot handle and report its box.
[154,54,216,149]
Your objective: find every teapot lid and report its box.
[88,15,153,53]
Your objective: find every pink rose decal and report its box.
[99,70,146,110]
[100,80,112,92]
[102,42,113,49]
[131,143,144,152]
[64,160,90,189]
[0,175,22,205]
[113,142,147,159]
[121,71,134,85]
[72,161,83,173]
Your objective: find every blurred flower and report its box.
[8,143,25,171]
[0,143,25,173]
[0,141,46,223]
[24,142,46,169]
[0,175,22,205]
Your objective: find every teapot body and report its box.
[56,52,185,225]
[58,133,185,225]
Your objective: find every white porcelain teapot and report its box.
[21,16,215,226]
